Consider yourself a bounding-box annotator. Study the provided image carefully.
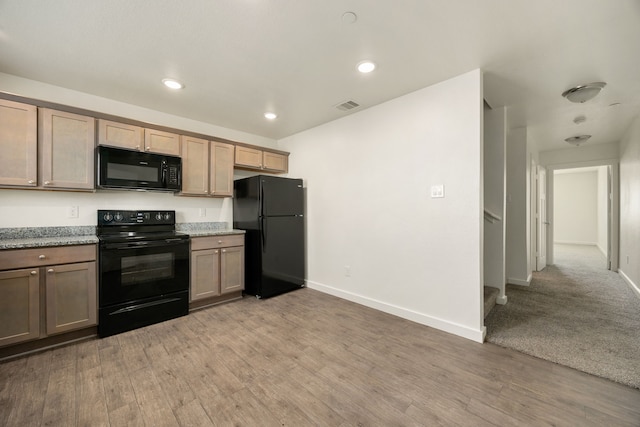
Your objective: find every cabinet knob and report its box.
[28,180,35,184]
[222,249,226,253]
[218,240,223,244]
[44,181,51,185]
[47,269,54,273]
[214,250,219,254]
[135,145,140,150]
[145,147,150,151]
[38,255,46,260]
[30,271,37,275]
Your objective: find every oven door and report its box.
[99,237,189,307]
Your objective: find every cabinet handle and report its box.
[38,255,46,260]
[30,271,37,275]
[47,269,54,273]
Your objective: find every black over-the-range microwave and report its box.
[97,146,182,192]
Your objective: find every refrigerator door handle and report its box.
[261,216,267,251]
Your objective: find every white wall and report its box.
[506,128,530,285]
[0,73,277,228]
[483,106,506,302]
[554,170,598,245]
[619,113,640,296]
[278,70,485,342]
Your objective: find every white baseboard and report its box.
[618,269,640,300]
[306,281,485,343]
[507,274,531,286]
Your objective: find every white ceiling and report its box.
[1,1,639,151]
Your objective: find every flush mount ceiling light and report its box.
[565,135,592,146]
[573,115,587,124]
[264,112,277,120]
[357,61,376,73]
[561,82,606,103]
[162,78,184,90]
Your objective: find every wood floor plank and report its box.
[0,288,638,426]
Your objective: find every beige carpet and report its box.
[485,244,640,389]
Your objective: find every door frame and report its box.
[545,159,619,271]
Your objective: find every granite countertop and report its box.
[0,226,98,250]
[176,222,245,237]
[0,223,245,250]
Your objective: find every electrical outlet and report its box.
[199,208,206,217]
[67,206,79,218]
[344,265,351,277]
[430,184,444,198]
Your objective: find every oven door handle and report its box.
[104,238,188,250]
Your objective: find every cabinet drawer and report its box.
[191,234,244,251]
[0,245,97,271]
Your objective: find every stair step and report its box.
[484,286,500,318]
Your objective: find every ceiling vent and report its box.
[335,100,360,111]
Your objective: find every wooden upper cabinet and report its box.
[0,99,37,187]
[263,151,288,173]
[144,128,180,156]
[98,119,143,151]
[211,142,234,197]
[38,108,95,190]
[181,135,210,196]
[235,146,263,169]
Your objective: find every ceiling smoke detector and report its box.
[564,135,592,146]
[561,82,606,103]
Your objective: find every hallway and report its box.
[485,244,640,389]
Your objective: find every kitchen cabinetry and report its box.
[190,234,244,302]
[98,119,180,156]
[38,108,95,190]
[181,137,234,197]
[0,99,38,187]
[0,245,97,347]
[235,145,288,173]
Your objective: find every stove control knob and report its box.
[114,212,124,222]
[155,213,163,221]
[164,213,171,221]
[103,212,113,222]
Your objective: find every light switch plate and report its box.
[431,185,444,198]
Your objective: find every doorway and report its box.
[546,161,619,271]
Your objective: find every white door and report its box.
[537,166,547,271]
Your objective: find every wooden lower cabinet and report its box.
[45,261,97,335]
[0,268,40,347]
[190,235,244,303]
[0,245,97,348]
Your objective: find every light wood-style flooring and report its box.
[1,288,639,426]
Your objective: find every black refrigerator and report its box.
[233,175,305,299]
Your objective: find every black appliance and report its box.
[97,146,181,192]
[97,210,190,337]
[233,175,305,299]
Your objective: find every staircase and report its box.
[484,286,500,318]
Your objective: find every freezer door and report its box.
[261,176,303,216]
[260,215,305,298]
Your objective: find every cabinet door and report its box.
[38,108,95,190]
[211,142,234,197]
[98,119,143,150]
[0,99,37,187]
[235,146,263,169]
[0,268,40,347]
[220,246,244,294]
[190,249,221,301]
[262,152,288,173]
[181,135,210,195]
[144,128,180,156]
[45,262,97,335]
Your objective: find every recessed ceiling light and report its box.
[357,61,376,73]
[564,135,592,146]
[341,12,358,24]
[264,112,277,120]
[561,82,606,103]
[162,78,184,90]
